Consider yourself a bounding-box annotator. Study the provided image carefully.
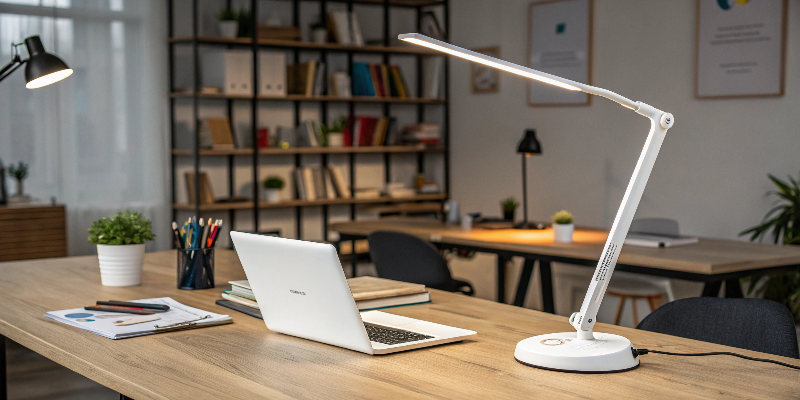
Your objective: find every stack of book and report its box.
[401,123,441,145]
[352,62,410,98]
[217,277,431,319]
[294,166,350,200]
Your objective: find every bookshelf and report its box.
[168,0,449,245]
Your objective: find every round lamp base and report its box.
[514,332,639,373]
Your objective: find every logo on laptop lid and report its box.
[290,290,306,295]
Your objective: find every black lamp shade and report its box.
[23,36,72,89]
[517,129,542,155]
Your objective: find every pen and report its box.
[210,220,223,248]
[84,306,156,315]
[200,218,211,249]
[97,300,170,311]
[171,222,184,249]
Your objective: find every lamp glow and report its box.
[401,33,675,373]
[25,68,73,89]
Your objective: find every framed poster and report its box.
[471,47,500,93]
[528,0,592,106]
[696,0,787,98]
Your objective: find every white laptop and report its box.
[230,231,476,355]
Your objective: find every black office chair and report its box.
[636,297,799,358]
[367,231,474,295]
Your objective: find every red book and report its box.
[370,64,385,97]
[360,117,377,146]
[342,117,353,147]
[257,128,269,148]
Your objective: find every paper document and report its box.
[46,297,231,339]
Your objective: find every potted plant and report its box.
[322,116,347,147]
[501,197,519,221]
[263,176,285,203]
[88,210,156,287]
[552,210,574,243]
[740,174,800,320]
[7,161,30,203]
[217,7,239,38]
[310,21,327,43]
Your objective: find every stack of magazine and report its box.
[217,277,431,319]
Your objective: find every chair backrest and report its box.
[367,231,454,290]
[637,297,799,358]
[629,218,680,236]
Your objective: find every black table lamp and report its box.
[516,129,545,230]
[0,35,72,88]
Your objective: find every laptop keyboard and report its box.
[364,323,435,345]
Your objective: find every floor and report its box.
[6,338,116,400]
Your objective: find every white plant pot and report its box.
[218,21,239,38]
[97,244,146,287]
[312,28,328,43]
[553,223,574,243]
[327,132,344,147]
[265,188,281,203]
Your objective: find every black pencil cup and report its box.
[177,248,215,290]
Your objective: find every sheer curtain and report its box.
[0,0,170,255]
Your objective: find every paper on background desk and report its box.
[45,297,231,339]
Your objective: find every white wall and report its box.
[446,0,798,323]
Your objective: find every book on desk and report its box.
[217,276,431,319]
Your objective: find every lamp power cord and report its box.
[636,349,800,371]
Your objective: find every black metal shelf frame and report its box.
[168,0,450,243]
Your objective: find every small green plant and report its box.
[321,116,347,135]
[262,176,285,190]
[7,161,28,181]
[88,210,156,245]
[501,197,519,212]
[217,7,238,21]
[740,173,800,320]
[552,210,573,225]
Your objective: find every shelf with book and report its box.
[168,36,437,55]
[171,146,446,156]
[170,91,445,104]
[169,0,450,246]
[173,194,447,212]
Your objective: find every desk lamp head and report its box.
[400,33,675,373]
[0,35,73,89]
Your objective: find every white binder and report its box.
[258,52,287,97]
[201,50,253,96]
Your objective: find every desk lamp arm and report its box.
[569,103,674,339]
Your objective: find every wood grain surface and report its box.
[0,204,67,262]
[331,218,800,275]
[0,250,798,399]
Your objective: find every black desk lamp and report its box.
[0,36,72,88]
[516,129,545,230]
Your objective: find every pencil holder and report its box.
[177,248,215,290]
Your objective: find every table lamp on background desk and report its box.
[400,33,675,373]
[516,129,545,230]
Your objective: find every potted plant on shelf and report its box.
[217,7,239,39]
[310,21,327,43]
[88,210,156,287]
[322,116,347,147]
[740,174,800,321]
[552,210,574,243]
[501,197,519,221]
[7,161,30,203]
[263,176,285,203]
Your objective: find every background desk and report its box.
[331,218,800,311]
[0,250,799,399]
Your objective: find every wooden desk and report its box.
[0,250,798,399]
[331,219,800,311]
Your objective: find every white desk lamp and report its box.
[400,33,674,373]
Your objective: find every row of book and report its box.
[344,116,398,147]
[195,50,443,99]
[294,166,350,201]
[352,62,410,98]
[218,277,431,319]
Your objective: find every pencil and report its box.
[200,218,210,249]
